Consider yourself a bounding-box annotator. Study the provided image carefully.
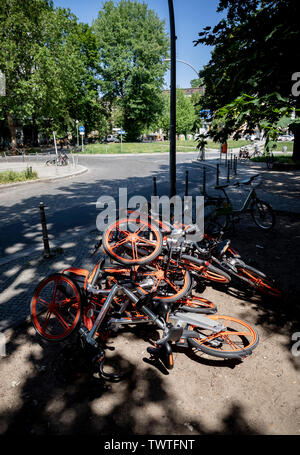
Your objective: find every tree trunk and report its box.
[32,115,39,147]
[7,112,17,150]
[292,122,300,161]
[292,98,300,161]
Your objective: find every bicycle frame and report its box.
[217,186,258,215]
[79,279,226,350]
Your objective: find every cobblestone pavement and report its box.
[0,229,100,331]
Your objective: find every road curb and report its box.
[0,165,88,190]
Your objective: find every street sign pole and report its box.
[121,126,123,154]
[79,126,85,153]
[53,131,58,157]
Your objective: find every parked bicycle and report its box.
[45,152,69,166]
[204,174,275,234]
[239,145,262,160]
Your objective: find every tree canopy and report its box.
[194,0,300,159]
[0,0,105,148]
[157,90,197,137]
[93,0,169,141]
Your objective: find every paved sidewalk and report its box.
[0,157,299,331]
[195,157,300,213]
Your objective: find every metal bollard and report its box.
[216,163,220,186]
[153,176,157,197]
[185,170,189,197]
[234,156,237,175]
[202,167,206,195]
[227,162,230,183]
[230,153,233,169]
[39,202,52,258]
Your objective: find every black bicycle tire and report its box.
[204,202,229,235]
[235,264,282,298]
[187,318,259,359]
[30,273,82,342]
[251,200,275,231]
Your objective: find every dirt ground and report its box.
[0,212,300,435]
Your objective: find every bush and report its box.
[0,167,38,184]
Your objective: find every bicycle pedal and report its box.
[175,337,188,347]
[147,346,160,357]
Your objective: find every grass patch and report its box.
[251,154,300,165]
[82,139,251,154]
[0,167,38,184]
[273,141,294,152]
[83,141,199,154]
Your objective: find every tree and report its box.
[93,0,169,141]
[0,1,104,148]
[157,90,197,137]
[194,0,300,160]
[0,0,52,148]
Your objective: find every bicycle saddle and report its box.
[233,174,260,186]
[214,184,229,190]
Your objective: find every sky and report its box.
[52,0,225,88]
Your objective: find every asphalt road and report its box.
[0,152,214,258]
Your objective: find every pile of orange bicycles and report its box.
[30,206,282,378]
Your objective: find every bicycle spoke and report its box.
[37,298,50,308]
[222,334,240,350]
[136,237,156,247]
[135,223,147,235]
[52,309,71,330]
[41,310,52,332]
[110,237,129,250]
[132,240,138,260]
[151,278,161,293]
[164,276,179,292]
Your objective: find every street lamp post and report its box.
[165,58,199,78]
[168,0,176,198]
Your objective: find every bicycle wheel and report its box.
[136,257,192,303]
[180,255,231,284]
[177,296,217,314]
[236,264,282,298]
[251,200,275,231]
[30,273,82,342]
[187,315,259,359]
[103,217,163,265]
[204,202,229,235]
